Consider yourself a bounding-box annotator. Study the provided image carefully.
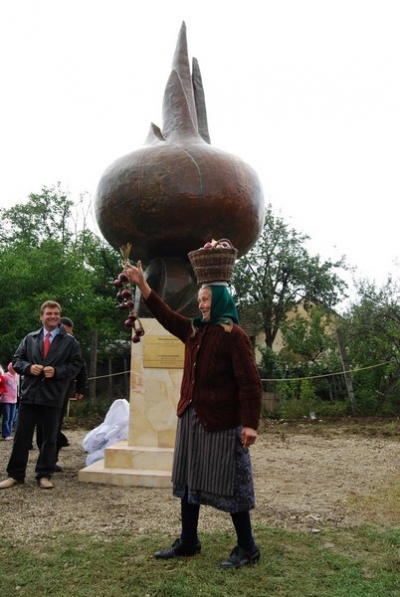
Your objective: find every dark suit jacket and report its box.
[12,325,83,409]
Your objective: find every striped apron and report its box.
[172,405,255,513]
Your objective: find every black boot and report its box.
[154,538,201,559]
[218,545,260,569]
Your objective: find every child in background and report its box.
[0,366,5,421]
[1,363,18,440]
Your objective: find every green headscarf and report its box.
[192,285,240,327]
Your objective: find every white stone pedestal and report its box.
[78,319,183,487]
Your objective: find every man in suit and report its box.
[0,300,83,489]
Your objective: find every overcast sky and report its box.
[1,0,399,298]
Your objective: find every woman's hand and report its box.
[124,261,144,285]
[241,427,257,449]
[124,261,151,299]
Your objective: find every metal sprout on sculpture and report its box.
[94,22,265,315]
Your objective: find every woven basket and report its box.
[188,239,238,284]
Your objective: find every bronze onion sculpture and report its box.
[95,22,265,314]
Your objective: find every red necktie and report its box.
[43,332,51,358]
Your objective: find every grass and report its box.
[2,416,398,596]
[0,524,399,597]
[347,478,400,526]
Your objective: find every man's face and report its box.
[41,307,61,331]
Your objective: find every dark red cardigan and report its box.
[144,291,262,431]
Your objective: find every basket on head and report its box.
[188,239,238,284]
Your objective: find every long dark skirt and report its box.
[172,406,255,513]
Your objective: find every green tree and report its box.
[232,205,348,357]
[281,303,337,365]
[0,183,73,247]
[279,303,347,408]
[0,187,129,382]
[342,275,400,414]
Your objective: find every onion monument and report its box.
[95,22,265,314]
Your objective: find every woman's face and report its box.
[198,287,212,320]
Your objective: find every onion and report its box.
[95,22,264,263]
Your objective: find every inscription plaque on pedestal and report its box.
[143,335,184,368]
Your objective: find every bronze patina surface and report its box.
[95,22,265,314]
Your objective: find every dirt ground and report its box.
[0,419,399,544]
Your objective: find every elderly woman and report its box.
[125,260,262,569]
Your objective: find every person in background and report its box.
[0,300,83,490]
[54,316,88,470]
[1,363,18,440]
[124,259,262,570]
[0,365,6,422]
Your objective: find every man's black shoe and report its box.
[154,537,201,559]
[58,432,70,448]
[54,464,63,472]
[218,545,261,569]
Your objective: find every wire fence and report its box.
[86,359,395,383]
